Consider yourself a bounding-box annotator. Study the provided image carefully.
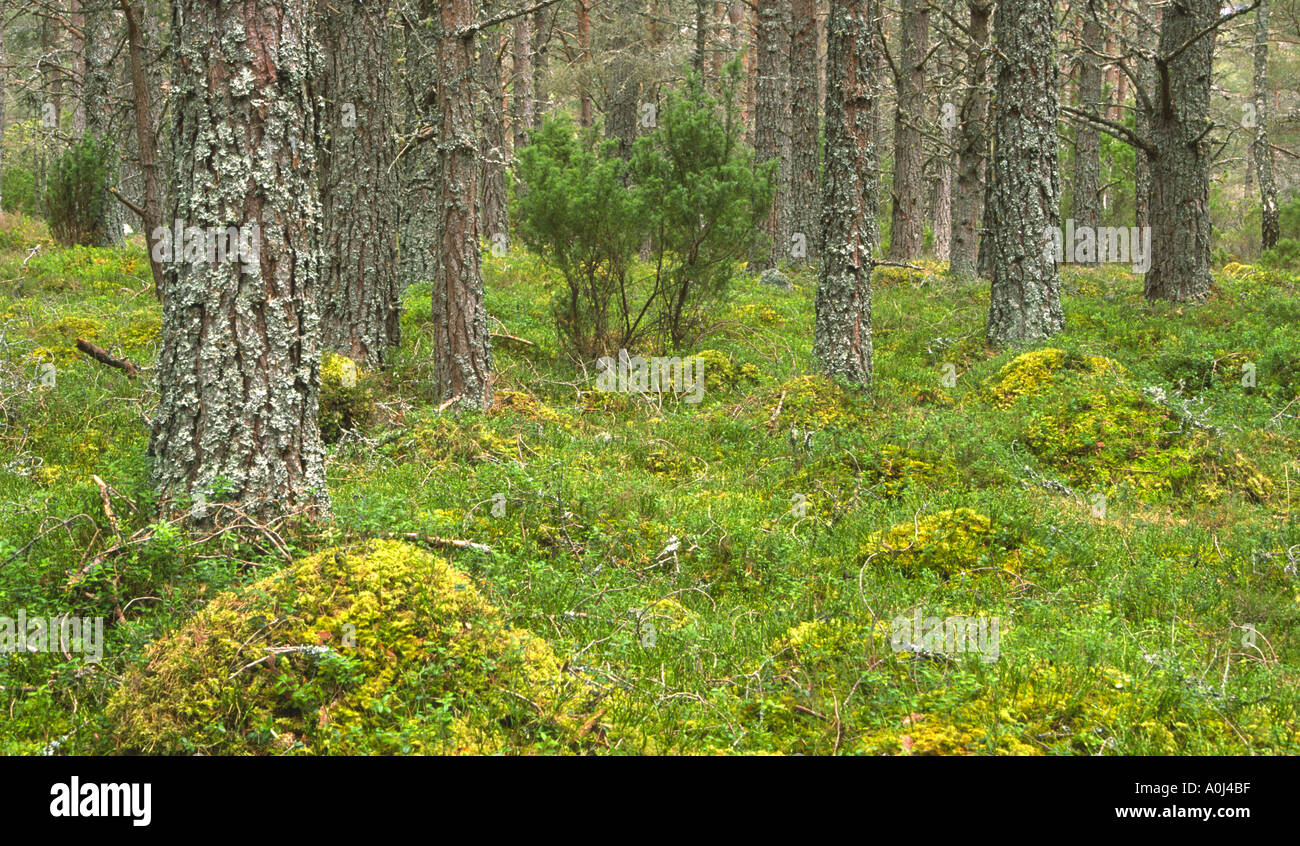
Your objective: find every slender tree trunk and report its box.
[151,0,329,520]
[433,0,494,409]
[754,0,791,267]
[1,0,6,213]
[399,0,440,290]
[606,0,640,157]
[533,8,553,119]
[1144,0,1217,302]
[319,0,401,368]
[787,0,819,264]
[814,0,877,386]
[985,0,1063,345]
[478,15,509,245]
[511,15,533,153]
[1073,12,1103,234]
[577,0,592,127]
[1134,0,1155,232]
[84,4,124,246]
[1253,1,1278,251]
[888,0,928,260]
[121,0,165,297]
[949,0,991,278]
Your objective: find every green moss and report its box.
[863,508,1023,576]
[988,347,1123,407]
[767,374,871,431]
[106,541,584,754]
[319,352,376,443]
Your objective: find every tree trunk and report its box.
[754,0,791,268]
[533,8,553,119]
[85,4,124,246]
[150,0,329,520]
[1134,0,1155,232]
[1144,0,1217,302]
[888,0,928,260]
[433,0,494,409]
[319,0,401,368]
[1073,12,1103,234]
[949,0,991,279]
[985,0,1064,345]
[814,0,877,386]
[121,0,165,298]
[478,15,510,246]
[511,15,533,153]
[1253,1,1278,252]
[399,1,441,290]
[787,0,819,264]
[577,0,593,128]
[606,0,640,157]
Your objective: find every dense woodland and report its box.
[0,0,1297,756]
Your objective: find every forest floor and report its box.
[1,211,1297,754]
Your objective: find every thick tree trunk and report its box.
[1253,1,1278,252]
[888,0,928,261]
[814,0,877,386]
[1073,13,1103,234]
[433,0,494,409]
[1144,0,1217,302]
[319,0,401,368]
[754,0,791,267]
[150,0,329,520]
[948,0,991,279]
[787,0,819,264]
[985,0,1064,345]
[478,16,510,246]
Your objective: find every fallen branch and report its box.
[74,338,140,379]
[490,331,535,347]
[377,531,494,554]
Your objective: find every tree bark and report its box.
[433,0,494,409]
[510,14,533,153]
[151,0,329,520]
[1252,1,1278,251]
[1073,11,1103,234]
[577,0,593,127]
[606,0,641,157]
[318,0,401,368]
[887,0,928,260]
[398,1,441,290]
[949,0,991,278]
[814,0,877,386]
[1143,0,1217,302]
[985,0,1064,345]
[754,0,791,268]
[787,0,819,264]
[478,13,510,246]
[120,0,165,298]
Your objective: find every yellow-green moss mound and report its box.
[107,541,580,754]
[863,508,1025,576]
[988,347,1123,407]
